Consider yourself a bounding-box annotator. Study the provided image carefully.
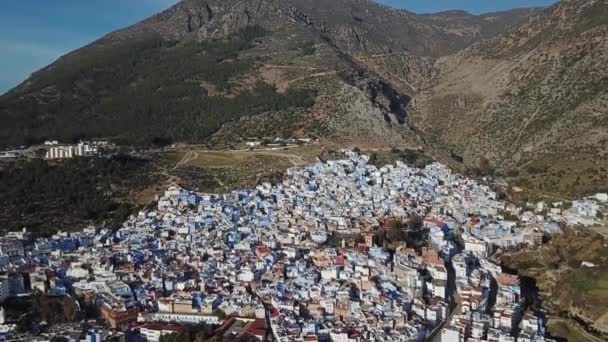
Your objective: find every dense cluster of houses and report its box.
[0,151,606,341]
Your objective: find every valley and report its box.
[0,0,607,340]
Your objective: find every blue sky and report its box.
[0,0,557,94]
[382,0,557,14]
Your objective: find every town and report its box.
[0,150,605,342]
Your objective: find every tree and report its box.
[214,309,228,321]
[479,157,495,176]
[160,332,191,342]
[387,221,407,243]
[368,152,378,166]
[33,148,48,159]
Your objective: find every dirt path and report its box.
[262,64,326,71]
[260,64,336,92]
[174,151,199,169]
[513,107,541,147]
[356,52,410,60]
[250,151,306,167]
[173,149,309,169]
[285,71,337,85]
[213,174,227,191]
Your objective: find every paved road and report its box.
[174,150,199,169]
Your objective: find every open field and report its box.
[166,145,324,193]
[547,318,603,342]
[174,145,323,169]
[574,270,608,298]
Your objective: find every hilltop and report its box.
[0,0,538,150]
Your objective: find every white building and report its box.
[595,193,608,203]
[139,312,221,325]
[45,141,98,159]
[463,234,487,257]
[441,327,461,342]
[238,270,254,282]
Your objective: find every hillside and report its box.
[501,228,608,336]
[0,0,538,149]
[411,0,608,196]
[0,155,161,236]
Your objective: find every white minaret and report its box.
[0,306,6,325]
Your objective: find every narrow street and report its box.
[430,242,461,341]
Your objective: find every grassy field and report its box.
[547,319,601,342]
[175,145,323,168]
[179,151,253,168]
[573,270,608,297]
[167,145,323,193]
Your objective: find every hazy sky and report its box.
[382,0,557,14]
[0,0,558,94]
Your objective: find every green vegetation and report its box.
[387,221,408,243]
[0,155,158,236]
[159,332,191,342]
[547,319,598,342]
[170,146,324,193]
[173,153,293,193]
[179,151,269,168]
[300,40,317,55]
[376,215,427,249]
[157,322,218,342]
[510,162,608,200]
[32,294,81,325]
[0,26,315,147]
[572,270,608,297]
[501,229,608,329]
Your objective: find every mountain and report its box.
[411,0,608,196]
[0,0,538,149]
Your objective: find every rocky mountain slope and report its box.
[411,0,608,196]
[0,0,537,149]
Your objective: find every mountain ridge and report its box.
[3,0,602,195]
[0,0,541,150]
